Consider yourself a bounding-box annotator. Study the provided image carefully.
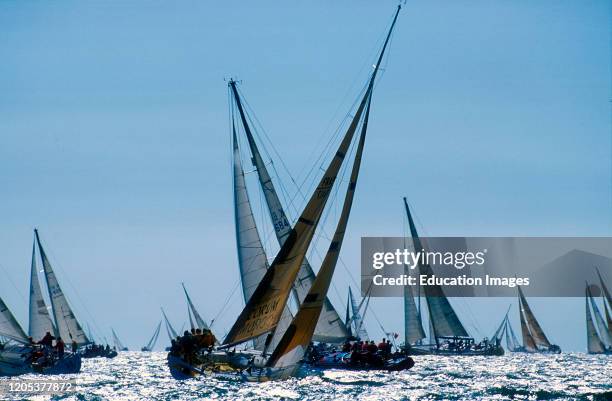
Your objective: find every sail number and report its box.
[271,210,290,233]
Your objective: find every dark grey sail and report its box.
[586,285,606,354]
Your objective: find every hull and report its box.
[311,352,415,371]
[0,348,81,377]
[407,345,504,356]
[167,349,264,380]
[511,345,561,354]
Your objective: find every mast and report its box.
[228,81,348,344]
[35,229,89,345]
[28,237,55,341]
[404,200,469,345]
[517,286,551,348]
[586,284,606,353]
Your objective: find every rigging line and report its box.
[34,233,104,342]
[209,280,240,330]
[0,262,27,304]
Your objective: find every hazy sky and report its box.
[0,1,609,351]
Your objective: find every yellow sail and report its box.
[266,95,371,369]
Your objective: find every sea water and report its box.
[0,351,609,400]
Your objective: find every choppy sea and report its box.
[1,352,610,401]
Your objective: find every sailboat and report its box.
[141,321,161,352]
[585,280,612,354]
[0,229,85,376]
[346,286,370,341]
[491,306,522,352]
[182,283,210,332]
[401,199,504,356]
[112,328,129,351]
[512,286,561,354]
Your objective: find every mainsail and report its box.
[144,322,161,351]
[35,229,89,345]
[401,199,426,346]
[229,81,348,344]
[518,296,537,352]
[223,66,372,347]
[181,283,209,330]
[0,297,27,342]
[517,286,551,348]
[505,318,520,351]
[586,285,606,354]
[161,308,178,341]
[28,239,55,341]
[404,201,469,342]
[231,125,294,351]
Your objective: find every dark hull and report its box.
[407,345,505,357]
[311,352,415,371]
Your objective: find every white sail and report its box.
[586,286,606,353]
[229,83,348,344]
[231,127,293,352]
[587,285,612,347]
[28,240,55,341]
[0,297,27,342]
[35,230,88,346]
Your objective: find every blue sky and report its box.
[0,1,609,351]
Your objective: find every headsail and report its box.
[161,308,178,341]
[517,286,551,348]
[586,285,606,353]
[231,125,294,351]
[0,297,27,342]
[518,296,537,352]
[35,229,89,345]
[229,81,348,344]
[505,318,520,351]
[28,239,55,341]
[404,201,469,342]
[344,291,353,338]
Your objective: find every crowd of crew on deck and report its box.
[168,328,216,364]
[23,331,78,367]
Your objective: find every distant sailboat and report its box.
[182,283,209,331]
[515,286,561,353]
[585,282,612,354]
[112,328,128,351]
[141,322,161,352]
[492,306,522,352]
[346,286,371,341]
[0,230,84,376]
[402,199,503,356]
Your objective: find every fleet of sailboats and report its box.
[0,3,609,385]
